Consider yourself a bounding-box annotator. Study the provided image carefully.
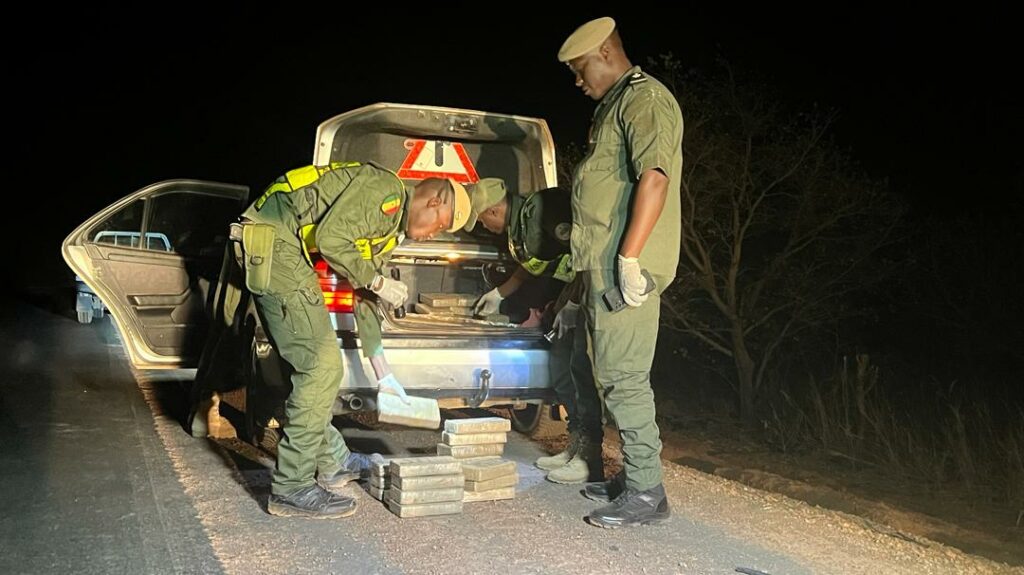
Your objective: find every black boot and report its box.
[581,471,625,502]
[267,484,357,518]
[587,484,670,528]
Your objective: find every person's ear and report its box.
[426,195,442,208]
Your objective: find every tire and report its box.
[77,309,93,324]
[509,403,569,437]
[509,403,543,434]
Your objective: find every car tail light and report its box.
[314,258,354,313]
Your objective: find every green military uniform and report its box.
[506,189,575,283]
[240,161,405,496]
[571,66,684,491]
[502,187,602,444]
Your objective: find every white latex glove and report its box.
[473,287,504,316]
[552,300,580,339]
[370,274,409,308]
[377,373,411,405]
[617,255,650,307]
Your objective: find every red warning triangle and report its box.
[396,139,480,184]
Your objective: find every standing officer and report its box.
[239,161,470,518]
[466,179,603,484]
[557,17,684,528]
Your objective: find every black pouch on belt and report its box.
[240,223,276,295]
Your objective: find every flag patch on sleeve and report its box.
[381,194,401,216]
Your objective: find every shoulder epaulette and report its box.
[628,71,648,85]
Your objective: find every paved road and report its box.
[1,299,1017,575]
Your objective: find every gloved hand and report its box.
[377,373,411,405]
[552,300,580,339]
[617,255,650,307]
[370,274,409,308]
[473,287,505,316]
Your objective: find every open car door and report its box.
[62,180,249,369]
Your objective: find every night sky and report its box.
[8,3,1020,294]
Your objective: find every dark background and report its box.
[7,3,1020,293]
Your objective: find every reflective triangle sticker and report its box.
[396,139,480,184]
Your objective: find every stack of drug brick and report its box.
[375,455,465,518]
[439,417,518,502]
[415,292,509,324]
[413,293,477,318]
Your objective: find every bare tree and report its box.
[653,58,903,422]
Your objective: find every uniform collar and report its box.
[506,193,525,237]
[596,65,642,111]
[399,186,411,232]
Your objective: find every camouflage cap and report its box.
[464,178,509,232]
[557,17,616,62]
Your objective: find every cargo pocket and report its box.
[242,224,276,295]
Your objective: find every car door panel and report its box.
[63,180,249,369]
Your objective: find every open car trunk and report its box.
[316,102,560,341]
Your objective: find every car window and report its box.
[87,190,239,257]
[91,199,145,246]
[93,230,172,250]
[147,190,241,258]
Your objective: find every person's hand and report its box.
[377,373,411,405]
[617,255,649,307]
[370,274,409,308]
[552,300,580,339]
[473,287,504,316]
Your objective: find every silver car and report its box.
[63,103,562,442]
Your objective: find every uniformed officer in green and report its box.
[557,17,684,528]
[466,179,603,484]
[240,161,471,518]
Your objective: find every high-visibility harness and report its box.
[254,162,404,264]
[508,198,574,283]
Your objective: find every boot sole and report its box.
[586,511,670,529]
[317,472,360,492]
[581,490,611,502]
[267,501,358,519]
[535,460,572,471]
[547,474,588,484]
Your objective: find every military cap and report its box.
[464,178,509,232]
[449,179,472,232]
[557,17,616,62]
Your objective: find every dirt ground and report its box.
[532,403,1024,568]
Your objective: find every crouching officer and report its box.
[238,161,471,518]
[466,179,603,484]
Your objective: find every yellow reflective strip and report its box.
[254,181,293,210]
[553,254,575,282]
[374,235,398,256]
[521,257,550,277]
[299,224,318,253]
[354,238,373,260]
[284,165,322,190]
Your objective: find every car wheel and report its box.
[77,309,93,324]
[509,403,568,439]
[509,403,544,434]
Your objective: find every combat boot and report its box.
[535,432,581,471]
[267,484,357,518]
[582,471,625,502]
[546,439,602,484]
[587,483,670,528]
